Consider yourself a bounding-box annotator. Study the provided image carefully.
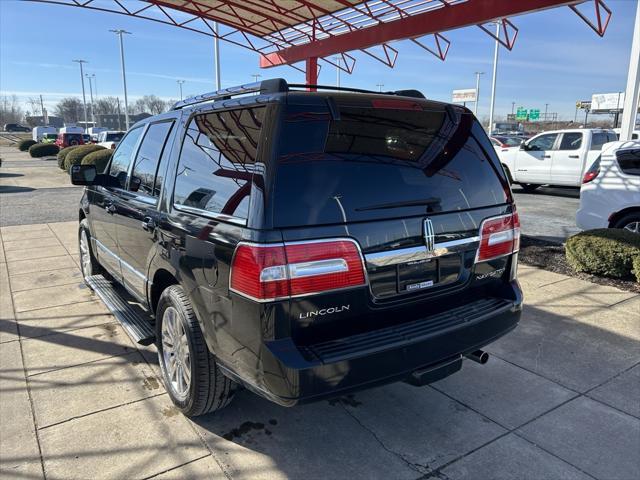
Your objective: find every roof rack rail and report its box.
[288,84,425,99]
[171,78,288,110]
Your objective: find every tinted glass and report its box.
[106,132,124,142]
[130,121,174,197]
[173,107,265,219]
[617,149,640,176]
[559,132,582,150]
[108,127,143,188]
[273,104,508,227]
[527,133,558,151]
[591,132,612,151]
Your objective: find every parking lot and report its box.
[1,146,638,479]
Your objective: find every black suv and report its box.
[4,123,31,132]
[71,79,522,417]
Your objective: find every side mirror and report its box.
[70,164,97,185]
[129,176,141,192]
[520,143,528,151]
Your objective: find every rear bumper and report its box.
[222,284,523,406]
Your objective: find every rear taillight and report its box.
[476,212,520,263]
[582,169,600,183]
[230,239,366,302]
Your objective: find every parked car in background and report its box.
[88,127,108,142]
[32,126,57,142]
[612,128,640,140]
[490,136,524,149]
[577,141,640,233]
[70,78,522,417]
[496,128,617,191]
[40,133,58,144]
[97,130,125,149]
[59,125,84,134]
[82,134,93,144]
[4,123,31,132]
[55,132,84,148]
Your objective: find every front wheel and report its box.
[156,285,236,417]
[612,213,640,234]
[519,183,540,193]
[78,219,102,280]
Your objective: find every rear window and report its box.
[272,103,508,227]
[616,149,640,176]
[106,133,124,142]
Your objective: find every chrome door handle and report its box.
[543,155,551,158]
[141,216,156,231]
[568,155,579,158]
[105,203,116,214]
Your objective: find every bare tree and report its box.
[27,97,42,116]
[94,96,120,115]
[54,97,83,123]
[132,95,169,115]
[0,95,24,125]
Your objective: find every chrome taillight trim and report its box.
[474,213,520,263]
[364,236,480,268]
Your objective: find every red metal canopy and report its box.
[27,0,612,83]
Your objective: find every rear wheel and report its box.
[78,219,102,280]
[612,213,640,233]
[519,183,540,193]
[157,285,236,417]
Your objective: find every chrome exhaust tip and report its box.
[467,350,489,365]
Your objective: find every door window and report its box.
[173,107,265,219]
[527,133,558,151]
[617,149,640,176]
[108,127,143,188]
[558,132,582,150]
[130,121,175,197]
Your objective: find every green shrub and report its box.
[28,143,59,158]
[81,149,113,173]
[18,139,36,151]
[566,229,640,279]
[64,144,105,172]
[57,145,79,170]
[633,256,640,283]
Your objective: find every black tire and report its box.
[611,212,640,233]
[156,285,236,417]
[520,183,540,193]
[78,218,102,280]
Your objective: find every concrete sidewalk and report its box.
[1,221,638,480]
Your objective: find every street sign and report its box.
[452,88,477,103]
[515,107,527,121]
[529,109,540,120]
[576,100,592,110]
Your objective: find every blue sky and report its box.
[0,0,637,120]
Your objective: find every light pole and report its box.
[85,73,95,127]
[213,22,221,90]
[89,73,97,100]
[72,59,88,130]
[335,56,341,87]
[474,71,484,117]
[252,74,261,83]
[376,83,384,92]
[511,102,515,115]
[110,29,131,130]
[177,80,185,100]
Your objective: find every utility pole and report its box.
[252,74,261,83]
[177,80,185,100]
[110,29,131,129]
[511,102,515,115]
[376,83,384,92]
[488,21,500,132]
[116,98,122,130]
[336,56,341,87]
[90,74,98,100]
[544,103,549,122]
[72,59,88,130]
[39,95,46,125]
[213,22,221,90]
[474,71,484,117]
[85,73,95,127]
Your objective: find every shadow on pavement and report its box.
[0,172,24,178]
[0,186,35,194]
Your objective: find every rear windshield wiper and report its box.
[356,197,441,211]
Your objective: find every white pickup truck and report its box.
[497,128,617,191]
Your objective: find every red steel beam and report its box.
[260,0,579,67]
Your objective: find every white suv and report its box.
[576,141,640,233]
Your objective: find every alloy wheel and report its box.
[623,221,640,234]
[161,306,191,401]
[79,229,91,278]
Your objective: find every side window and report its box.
[173,107,265,219]
[617,149,640,176]
[129,121,174,197]
[108,127,143,188]
[590,132,610,151]
[527,133,558,151]
[558,132,583,151]
[491,138,500,147]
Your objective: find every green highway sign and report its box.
[529,109,540,120]
[515,107,528,121]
